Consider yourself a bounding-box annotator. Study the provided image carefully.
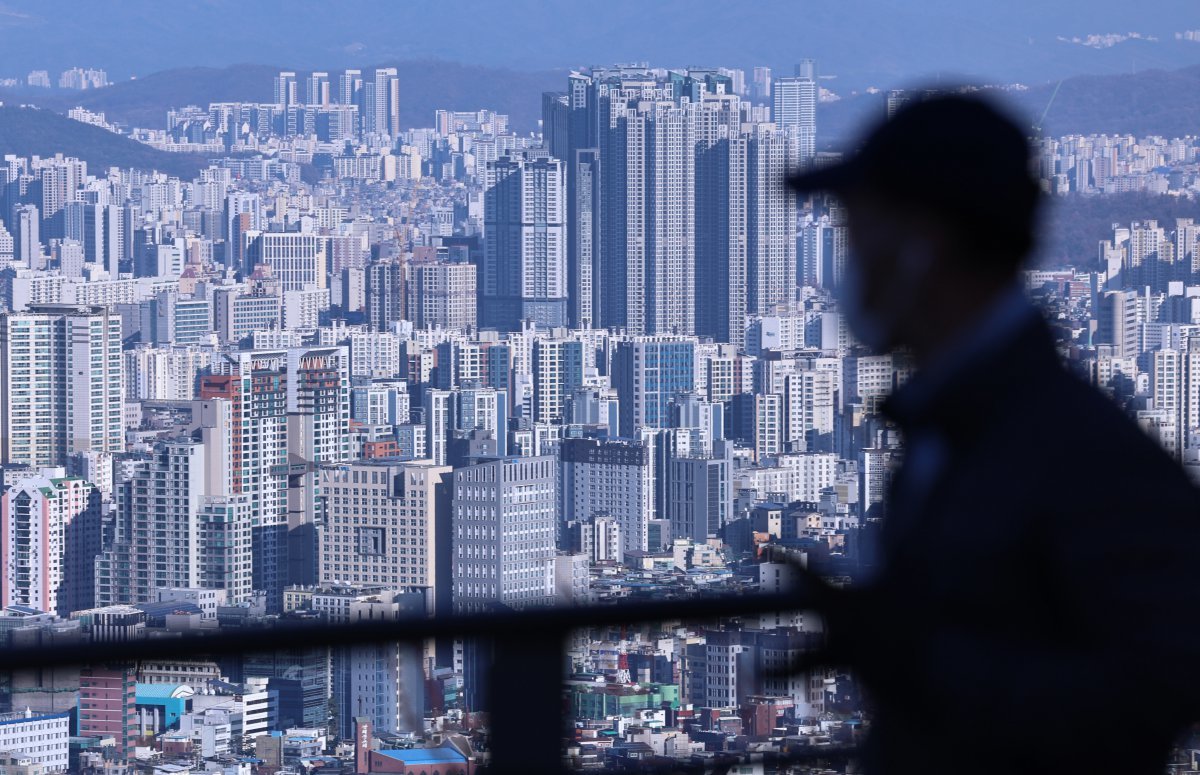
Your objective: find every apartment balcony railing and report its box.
[0,590,850,774]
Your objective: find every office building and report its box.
[0,710,70,771]
[451,456,557,613]
[561,437,656,553]
[245,232,327,292]
[319,461,452,610]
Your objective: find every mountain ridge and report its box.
[0,106,210,179]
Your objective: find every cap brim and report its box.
[786,159,860,194]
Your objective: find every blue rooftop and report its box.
[376,747,466,765]
[136,683,192,699]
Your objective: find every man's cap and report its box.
[789,93,1040,255]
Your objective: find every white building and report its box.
[0,710,70,772]
[0,470,101,616]
[0,305,123,468]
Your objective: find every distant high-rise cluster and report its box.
[271,67,401,138]
[540,64,803,340]
[58,67,108,90]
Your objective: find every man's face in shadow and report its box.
[843,194,946,353]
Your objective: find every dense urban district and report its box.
[0,61,1196,775]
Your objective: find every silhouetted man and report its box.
[788,95,1200,775]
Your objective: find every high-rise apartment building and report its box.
[405,257,476,331]
[0,304,124,468]
[772,60,817,163]
[695,134,747,344]
[531,338,585,424]
[482,152,567,330]
[274,71,299,107]
[13,204,40,268]
[366,258,405,332]
[307,72,331,107]
[752,66,772,102]
[225,192,261,272]
[746,124,799,314]
[339,69,363,107]
[1,470,102,616]
[198,352,288,608]
[365,68,400,137]
[600,88,696,335]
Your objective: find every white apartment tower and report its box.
[0,305,124,468]
[1,470,101,616]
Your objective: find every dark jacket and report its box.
[844,315,1200,775]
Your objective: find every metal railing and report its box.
[1,591,846,774]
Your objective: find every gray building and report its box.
[482,152,567,330]
[451,456,557,614]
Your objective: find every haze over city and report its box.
[0,2,1199,774]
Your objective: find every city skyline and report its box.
[0,24,1198,772]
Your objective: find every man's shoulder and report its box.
[1019,366,1199,504]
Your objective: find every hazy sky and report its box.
[2,0,1200,89]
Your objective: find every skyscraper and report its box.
[0,305,124,468]
[599,83,696,335]
[366,258,406,332]
[369,67,400,137]
[225,192,261,272]
[274,71,298,107]
[482,152,568,330]
[772,60,817,164]
[746,124,799,314]
[13,203,40,268]
[95,439,255,607]
[198,352,290,609]
[752,66,773,102]
[307,71,331,107]
[339,69,363,106]
[695,134,747,344]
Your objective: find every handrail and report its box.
[1,591,809,669]
[2,590,831,774]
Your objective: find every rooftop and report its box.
[376,746,467,765]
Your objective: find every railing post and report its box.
[488,624,566,773]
